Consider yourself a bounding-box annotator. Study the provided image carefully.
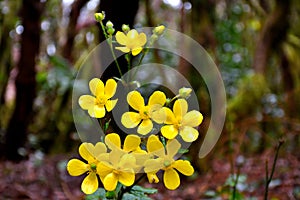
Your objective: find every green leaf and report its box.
[122,193,140,200]
[85,188,107,200]
[178,148,189,154]
[105,191,116,199]
[131,185,157,195]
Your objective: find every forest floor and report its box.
[0,151,299,200]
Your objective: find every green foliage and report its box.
[204,174,257,200]
[215,2,253,97]
[228,74,269,121]
[85,186,157,200]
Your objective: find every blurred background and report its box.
[0,0,299,199]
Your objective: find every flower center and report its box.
[175,122,181,130]
[90,163,97,172]
[96,95,107,106]
[163,160,171,168]
[139,106,150,119]
[113,169,121,175]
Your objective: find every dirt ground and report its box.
[0,152,299,200]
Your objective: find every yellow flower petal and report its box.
[124,135,141,152]
[173,99,188,119]
[162,107,176,124]
[115,31,127,45]
[88,105,106,118]
[121,112,141,128]
[180,126,199,142]
[132,47,143,56]
[105,133,121,150]
[115,46,130,53]
[182,110,203,127]
[104,79,117,99]
[119,154,136,169]
[97,161,113,177]
[81,172,98,194]
[147,136,165,157]
[172,160,194,176]
[144,158,163,173]
[127,29,138,40]
[166,139,181,158]
[164,168,180,190]
[89,78,104,97]
[136,32,147,46]
[109,150,123,167]
[148,91,166,106]
[79,143,95,162]
[147,172,159,183]
[103,172,118,191]
[137,119,153,135]
[105,99,118,112]
[127,91,144,111]
[161,125,178,140]
[79,95,96,110]
[67,159,88,176]
[150,106,165,124]
[94,142,107,155]
[119,171,135,186]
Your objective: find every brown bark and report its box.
[280,51,295,117]
[253,0,291,74]
[62,0,89,62]
[4,0,45,161]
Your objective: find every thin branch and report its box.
[264,139,284,200]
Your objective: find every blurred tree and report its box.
[62,0,90,62]
[4,0,45,161]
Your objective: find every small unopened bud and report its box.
[165,98,172,105]
[106,20,114,28]
[107,27,115,35]
[153,25,165,35]
[94,12,105,21]
[179,87,192,98]
[122,24,130,32]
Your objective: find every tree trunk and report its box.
[253,0,290,74]
[62,0,89,62]
[4,0,45,161]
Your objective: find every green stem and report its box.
[131,48,149,80]
[108,37,123,78]
[99,21,123,78]
[117,174,146,200]
[232,166,240,200]
[264,139,284,200]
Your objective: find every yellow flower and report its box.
[153,25,165,35]
[161,99,203,142]
[67,142,107,194]
[104,133,148,169]
[97,150,136,191]
[121,91,166,135]
[144,136,194,190]
[178,87,192,99]
[79,78,118,118]
[115,29,147,56]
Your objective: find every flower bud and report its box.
[106,20,114,28]
[122,24,130,32]
[153,25,165,35]
[94,12,105,21]
[107,27,115,35]
[165,98,172,105]
[179,87,192,98]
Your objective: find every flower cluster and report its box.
[67,133,194,194]
[67,12,204,197]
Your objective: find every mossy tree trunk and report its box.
[4,0,45,161]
